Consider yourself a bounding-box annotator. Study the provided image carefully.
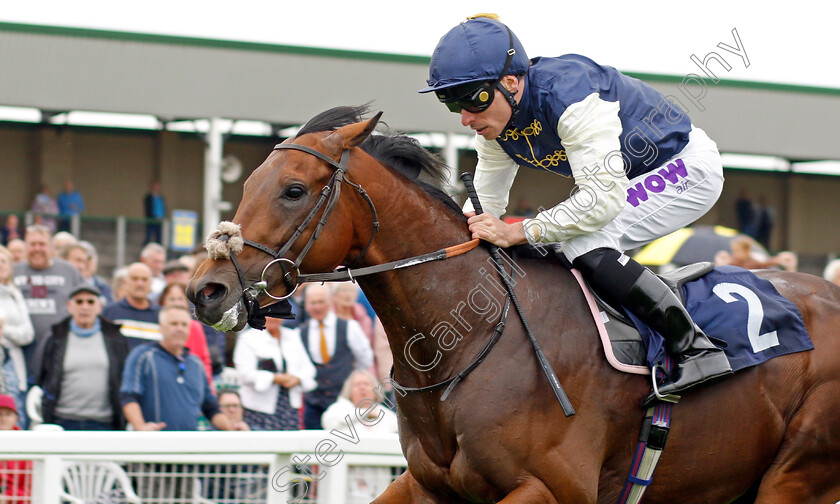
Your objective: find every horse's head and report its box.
[187,108,382,332]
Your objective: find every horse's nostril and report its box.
[199,283,227,303]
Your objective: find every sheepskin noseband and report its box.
[204,221,245,260]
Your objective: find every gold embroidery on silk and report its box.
[501,119,569,174]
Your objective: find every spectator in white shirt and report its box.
[234,316,316,430]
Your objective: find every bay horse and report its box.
[187,105,840,503]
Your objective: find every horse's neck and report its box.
[355,178,474,296]
[359,179,470,267]
[354,181,501,382]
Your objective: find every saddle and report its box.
[573,262,715,374]
[509,244,714,374]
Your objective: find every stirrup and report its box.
[649,364,680,404]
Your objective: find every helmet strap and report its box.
[496,26,521,129]
[497,78,521,129]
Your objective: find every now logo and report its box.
[626,159,688,208]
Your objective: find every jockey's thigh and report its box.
[563,126,724,262]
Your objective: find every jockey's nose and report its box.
[460,109,476,127]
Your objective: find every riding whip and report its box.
[461,172,575,417]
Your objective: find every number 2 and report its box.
[712,282,780,353]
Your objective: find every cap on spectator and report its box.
[163,260,190,276]
[0,394,17,414]
[69,284,102,298]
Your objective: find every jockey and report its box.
[420,14,732,403]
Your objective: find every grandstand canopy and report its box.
[1,22,839,161]
[3,22,840,262]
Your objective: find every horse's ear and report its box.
[325,111,383,152]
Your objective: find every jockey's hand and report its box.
[465,212,527,248]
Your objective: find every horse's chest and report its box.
[400,415,509,501]
[403,437,501,501]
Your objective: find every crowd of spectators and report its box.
[0,222,397,440]
[8,191,840,500]
[0,205,402,500]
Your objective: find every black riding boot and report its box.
[573,248,732,404]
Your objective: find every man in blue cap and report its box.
[420,14,732,404]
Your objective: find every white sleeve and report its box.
[321,398,354,432]
[233,332,275,392]
[2,291,35,346]
[522,92,629,244]
[346,320,374,371]
[461,135,520,218]
[285,329,317,393]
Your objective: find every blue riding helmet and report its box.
[419,17,529,93]
[419,16,529,115]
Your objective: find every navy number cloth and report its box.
[629,265,813,372]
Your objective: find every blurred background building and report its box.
[1,22,839,275]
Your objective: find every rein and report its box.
[299,238,480,283]
[390,286,511,401]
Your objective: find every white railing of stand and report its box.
[0,430,405,504]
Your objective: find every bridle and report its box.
[214,142,375,320]
[215,140,479,320]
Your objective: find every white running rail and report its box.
[0,430,406,504]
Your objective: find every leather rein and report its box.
[214,140,513,401]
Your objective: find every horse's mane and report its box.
[295,105,464,217]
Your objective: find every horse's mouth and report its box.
[192,295,249,333]
[212,300,247,332]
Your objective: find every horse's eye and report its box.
[284,185,306,200]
